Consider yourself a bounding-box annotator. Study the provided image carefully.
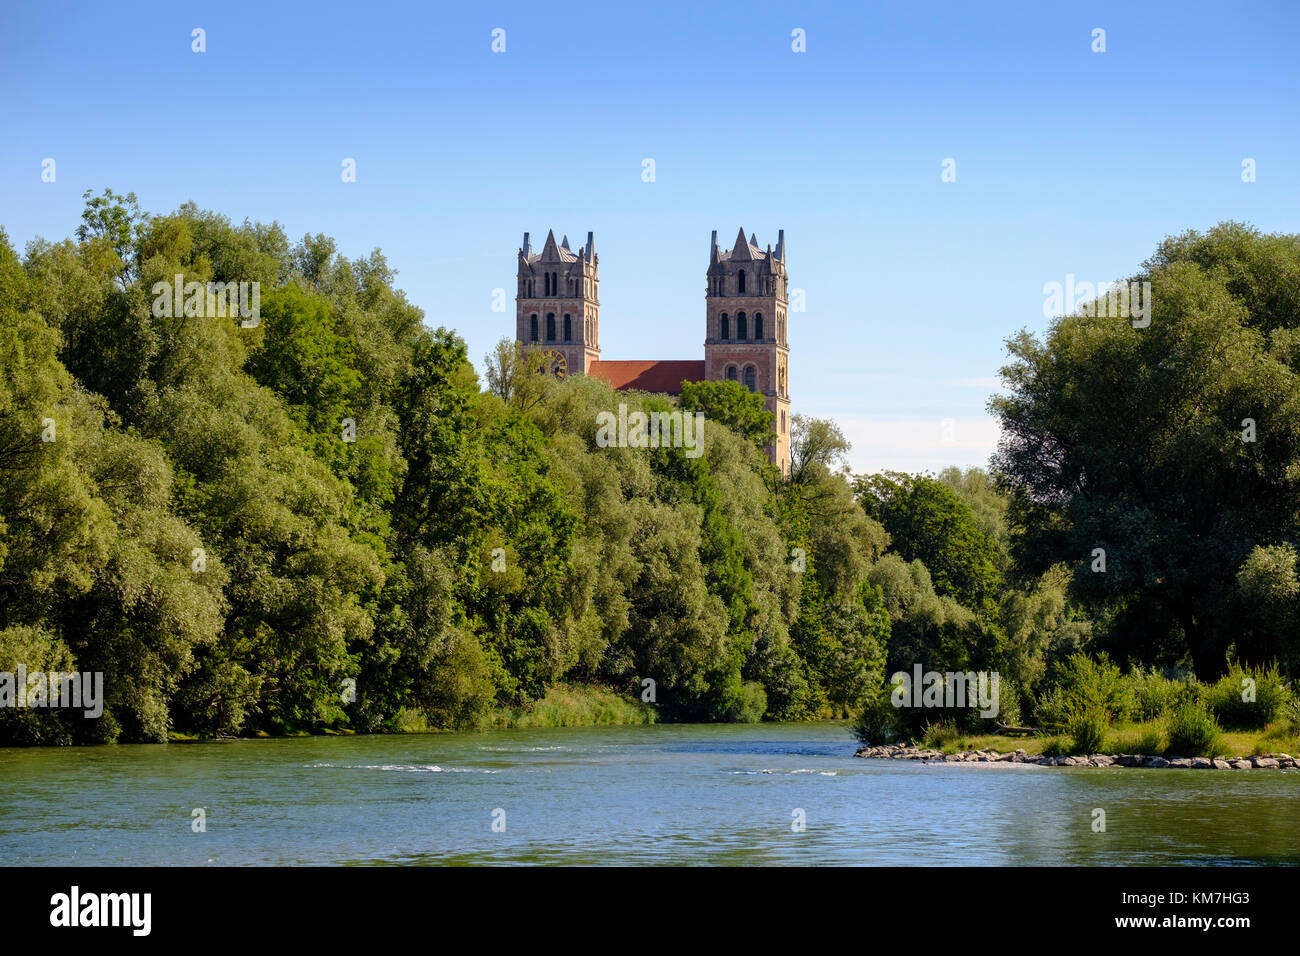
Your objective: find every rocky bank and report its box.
[854,743,1299,769]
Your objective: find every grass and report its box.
[487,683,656,729]
[911,718,1299,758]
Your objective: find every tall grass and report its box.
[490,684,656,729]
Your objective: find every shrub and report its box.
[921,721,960,750]
[727,682,768,723]
[1067,701,1109,754]
[1035,653,1126,730]
[1206,663,1291,729]
[1033,685,1070,733]
[1125,667,1187,721]
[853,690,900,745]
[1041,736,1068,757]
[1165,701,1222,757]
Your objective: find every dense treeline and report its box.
[2,197,1297,747]
[0,192,895,743]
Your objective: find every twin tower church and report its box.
[514,227,792,474]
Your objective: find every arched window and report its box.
[564,314,572,341]
[720,314,729,340]
[530,314,538,341]
[737,312,747,340]
[546,313,556,341]
[743,366,756,392]
[726,365,738,382]
[754,313,763,339]
[737,270,746,294]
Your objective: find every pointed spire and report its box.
[731,227,753,261]
[522,232,532,259]
[750,232,757,248]
[776,229,785,262]
[586,231,595,258]
[541,229,561,261]
[710,229,719,265]
[561,234,571,251]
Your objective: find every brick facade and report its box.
[517,227,791,476]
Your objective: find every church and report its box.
[514,227,792,475]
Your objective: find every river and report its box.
[2,722,1297,865]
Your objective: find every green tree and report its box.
[991,223,1300,679]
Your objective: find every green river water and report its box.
[2,722,1297,865]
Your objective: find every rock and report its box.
[1091,755,1115,767]
[1143,756,1170,768]
[1191,757,1212,769]
[1167,757,1192,768]
[1230,759,1252,770]
[1213,759,1232,770]
[1252,757,1280,769]
[944,753,963,762]
[1281,758,1297,769]
[1115,754,1145,767]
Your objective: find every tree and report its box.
[991,223,1300,679]
[678,379,774,454]
[854,472,1003,615]
[75,189,147,287]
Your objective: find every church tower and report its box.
[516,229,599,377]
[704,227,791,475]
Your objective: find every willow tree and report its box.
[991,223,1300,679]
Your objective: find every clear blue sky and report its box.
[3,0,1297,474]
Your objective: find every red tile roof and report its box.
[587,360,706,395]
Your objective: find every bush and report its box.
[1034,653,1127,730]
[921,721,961,750]
[1067,701,1109,754]
[852,690,900,745]
[1041,736,1068,757]
[1033,685,1070,733]
[726,682,768,723]
[1206,663,1291,729]
[1165,701,1222,757]
[1124,667,1188,721]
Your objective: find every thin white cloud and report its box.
[837,416,1002,476]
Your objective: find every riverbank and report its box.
[855,742,1299,768]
